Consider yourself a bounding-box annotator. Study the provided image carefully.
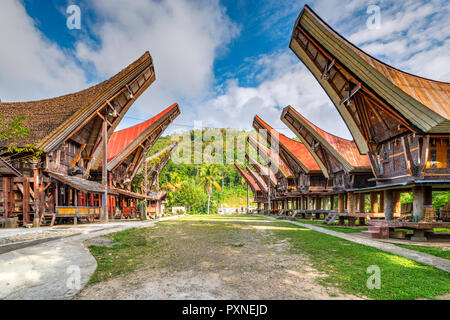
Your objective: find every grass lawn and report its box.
[87,214,450,300]
[396,244,450,260]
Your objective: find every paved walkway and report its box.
[0,216,184,300]
[262,216,450,273]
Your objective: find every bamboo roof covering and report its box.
[254,115,320,173]
[245,166,268,193]
[0,52,154,151]
[290,5,450,142]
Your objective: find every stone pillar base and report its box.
[33,218,41,228]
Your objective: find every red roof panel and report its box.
[107,103,178,162]
[288,107,370,168]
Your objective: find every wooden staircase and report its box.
[323,212,338,225]
[40,214,56,227]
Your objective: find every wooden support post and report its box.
[23,178,30,223]
[338,193,345,213]
[413,186,425,221]
[330,195,334,210]
[424,186,432,206]
[384,189,394,221]
[101,117,108,222]
[358,193,365,213]
[32,161,41,227]
[370,192,378,213]
[379,192,384,213]
[347,192,355,216]
[393,191,401,214]
[3,177,9,219]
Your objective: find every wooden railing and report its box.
[55,206,101,217]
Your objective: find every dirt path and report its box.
[78,215,361,300]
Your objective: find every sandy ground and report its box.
[77,216,362,300]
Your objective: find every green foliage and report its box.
[139,129,254,214]
[0,115,43,160]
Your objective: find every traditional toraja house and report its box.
[105,104,180,218]
[282,106,374,225]
[253,115,332,217]
[289,6,450,239]
[0,52,156,226]
[141,142,179,217]
[234,163,266,210]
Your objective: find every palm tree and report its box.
[199,164,222,214]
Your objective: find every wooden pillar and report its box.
[23,178,30,223]
[384,189,394,221]
[413,186,425,221]
[379,192,384,212]
[32,161,41,227]
[393,191,401,214]
[347,192,355,215]
[324,197,329,210]
[330,195,334,210]
[315,196,321,210]
[358,193,365,213]
[2,177,9,219]
[370,192,378,213]
[424,186,432,206]
[338,193,345,213]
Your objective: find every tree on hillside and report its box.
[199,164,222,214]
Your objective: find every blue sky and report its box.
[1,0,449,139]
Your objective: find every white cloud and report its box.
[193,51,352,139]
[74,0,240,130]
[0,0,87,102]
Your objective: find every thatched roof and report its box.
[0,52,153,150]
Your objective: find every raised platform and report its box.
[363,220,450,241]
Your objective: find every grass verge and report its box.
[395,244,450,260]
[272,220,449,300]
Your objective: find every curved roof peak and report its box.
[292,5,450,135]
[254,115,320,172]
[107,103,178,163]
